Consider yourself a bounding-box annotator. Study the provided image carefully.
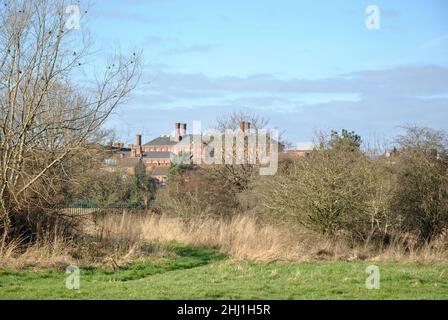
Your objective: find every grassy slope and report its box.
[0,244,447,300]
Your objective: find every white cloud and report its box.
[110,64,448,143]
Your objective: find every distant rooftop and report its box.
[142,151,174,159]
[144,134,195,147]
[144,135,177,146]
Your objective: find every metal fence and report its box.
[59,207,151,217]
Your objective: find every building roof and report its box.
[151,166,169,176]
[143,136,178,146]
[143,134,195,146]
[142,151,174,159]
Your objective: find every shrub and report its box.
[262,152,390,240]
[70,162,156,209]
[255,132,392,241]
[391,127,448,241]
[155,167,239,220]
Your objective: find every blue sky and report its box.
[84,0,448,146]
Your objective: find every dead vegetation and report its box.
[1,213,446,270]
[139,214,448,263]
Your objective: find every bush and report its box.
[391,127,448,241]
[155,167,239,220]
[70,171,133,208]
[70,162,156,209]
[256,147,391,241]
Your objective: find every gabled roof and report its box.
[143,136,177,146]
[143,134,195,146]
[142,151,174,159]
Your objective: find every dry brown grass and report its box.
[0,236,76,270]
[371,232,448,262]
[138,214,448,263]
[0,212,151,270]
[1,212,447,269]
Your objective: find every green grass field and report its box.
[0,243,447,300]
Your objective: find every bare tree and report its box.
[395,125,448,154]
[205,111,271,193]
[0,0,140,250]
[215,110,269,132]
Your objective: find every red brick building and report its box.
[104,121,286,183]
[104,123,190,183]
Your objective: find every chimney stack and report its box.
[175,123,181,142]
[136,134,142,156]
[245,122,251,132]
[181,123,187,136]
[136,134,142,147]
[240,121,246,132]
